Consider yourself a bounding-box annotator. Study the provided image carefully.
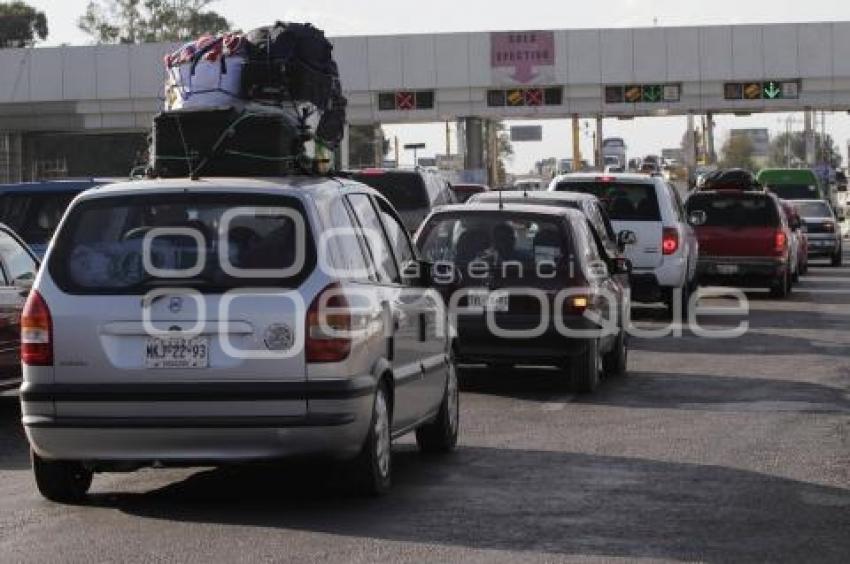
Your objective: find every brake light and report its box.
[596,176,616,183]
[306,283,352,363]
[358,168,386,176]
[21,290,53,366]
[775,230,788,254]
[662,228,679,255]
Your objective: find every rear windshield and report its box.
[417,212,573,279]
[686,194,779,227]
[554,182,660,221]
[765,184,820,200]
[793,201,832,218]
[48,194,315,294]
[0,192,78,245]
[351,172,428,211]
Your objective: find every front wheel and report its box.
[416,357,459,453]
[31,451,92,503]
[351,382,392,496]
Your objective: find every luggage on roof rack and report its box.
[164,33,248,111]
[150,107,305,178]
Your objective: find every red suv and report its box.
[686,190,794,298]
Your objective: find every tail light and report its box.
[662,228,680,255]
[564,294,591,316]
[774,230,788,254]
[306,283,352,363]
[21,290,53,366]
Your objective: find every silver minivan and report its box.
[21,177,458,501]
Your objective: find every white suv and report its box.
[550,173,699,313]
[21,177,458,501]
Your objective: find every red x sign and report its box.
[525,88,544,106]
[396,91,415,110]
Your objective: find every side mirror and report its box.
[837,208,847,222]
[617,230,638,251]
[688,210,707,226]
[613,257,633,276]
[790,218,802,230]
[428,261,462,287]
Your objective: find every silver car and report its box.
[21,177,458,501]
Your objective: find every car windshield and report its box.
[793,201,832,218]
[351,171,428,211]
[554,181,660,221]
[417,213,574,279]
[48,193,314,294]
[0,192,79,245]
[686,194,778,227]
[765,184,820,200]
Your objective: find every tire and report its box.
[602,329,628,378]
[571,339,601,394]
[351,382,392,496]
[31,451,92,503]
[416,356,459,453]
[769,272,789,298]
[832,248,843,267]
[665,284,690,321]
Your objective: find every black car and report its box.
[348,168,456,233]
[415,203,631,393]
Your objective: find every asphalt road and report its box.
[1,252,848,563]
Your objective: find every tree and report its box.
[0,1,48,48]
[720,135,756,171]
[768,131,842,168]
[78,0,231,44]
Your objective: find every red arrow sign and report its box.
[525,88,543,106]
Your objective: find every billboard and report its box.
[491,31,556,85]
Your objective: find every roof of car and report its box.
[473,190,597,203]
[432,202,586,220]
[551,172,660,184]
[0,180,112,194]
[73,176,372,200]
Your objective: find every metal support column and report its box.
[372,124,384,167]
[595,116,604,168]
[572,115,582,171]
[804,109,816,166]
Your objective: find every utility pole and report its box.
[445,121,451,156]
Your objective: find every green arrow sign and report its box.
[763,81,782,100]
[642,85,662,103]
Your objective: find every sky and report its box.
[21,0,850,172]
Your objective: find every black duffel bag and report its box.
[243,22,340,109]
[151,107,303,178]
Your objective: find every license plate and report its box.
[716,264,739,275]
[467,290,510,312]
[145,337,209,369]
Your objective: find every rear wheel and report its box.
[31,451,92,503]
[416,356,459,453]
[351,382,392,496]
[571,339,601,394]
[602,329,628,378]
[832,247,843,267]
[665,284,691,321]
[769,271,789,298]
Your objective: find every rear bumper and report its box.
[454,315,597,365]
[21,378,375,462]
[629,256,688,302]
[696,257,787,287]
[806,236,841,256]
